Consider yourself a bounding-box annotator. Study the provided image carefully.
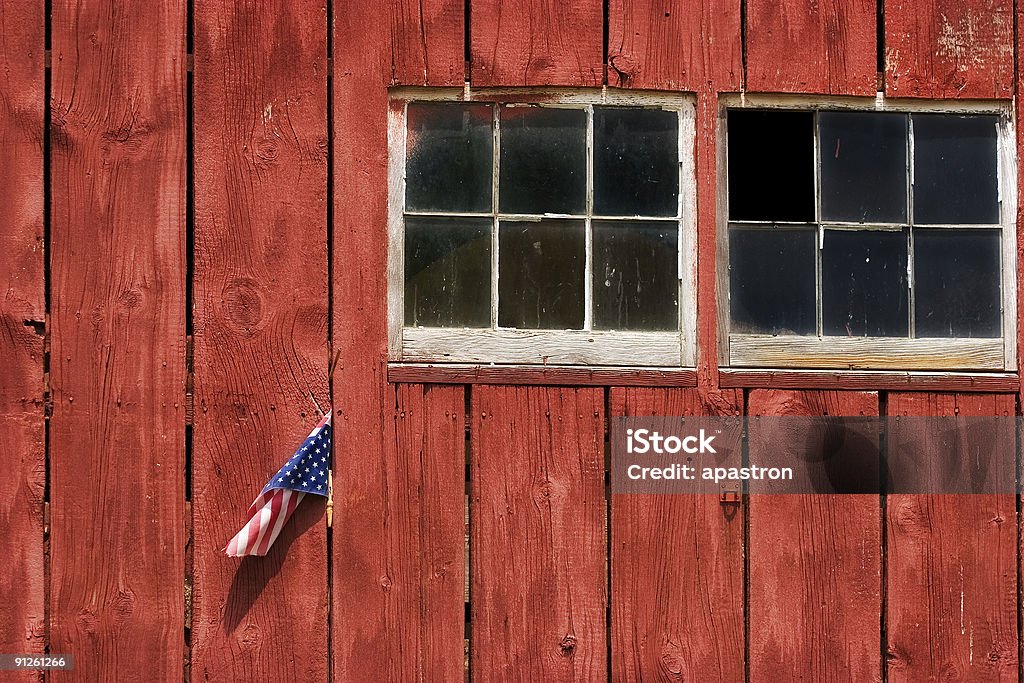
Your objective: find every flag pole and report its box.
[326,349,340,528]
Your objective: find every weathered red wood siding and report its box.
[49,1,187,679]
[191,2,330,681]
[0,0,45,673]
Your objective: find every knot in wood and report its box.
[558,634,576,655]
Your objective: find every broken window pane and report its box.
[729,227,816,334]
[822,229,909,337]
[728,110,815,222]
[404,217,492,327]
[913,114,999,225]
[498,220,585,329]
[499,107,587,215]
[819,112,908,223]
[593,108,678,217]
[406,103,493,212]
[914,229,1001,337]
[593,221,678,331]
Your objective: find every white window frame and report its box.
[717,93,1018,372]
[388,87,698,366]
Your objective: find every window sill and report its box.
[387,363,698,387]
[719,368,1019,392]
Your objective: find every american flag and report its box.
[225,412,332,557]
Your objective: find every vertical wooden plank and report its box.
[390,0,465,86]
[747,390,882,683]
[386,383,466,680]
[885,0,1014,98]
[471,386,607,680]
[470,0,603,86]
[49,0,186,679]
[606,0,742,90]
[191,2,329,681]
[746,0,877,95]
[885,393,1017,681]
[609,388,744,682]
[0,0,45,670]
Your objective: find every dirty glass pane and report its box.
[406,103,493,212]
[728,110,815,222]
[914,229,1001,338]
[729,227,816,334]
[499,107,587,214]
[593,221,678,330]
[820,112,907,223]
[822,229,908,337]
[498,220,585,329]
[593,108,678,217]
[404,217,491,327]
[913,114,999,225]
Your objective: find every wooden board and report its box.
[471,386,607,680]
[49,0,187,678]
[0,0,45,672]
[747,390,882,683]
[190,2,329,680]
[885,0,1014,98]
[885,393,1017,681]
[606,0,742,90]
[609,388,744,682]
[390,0,465,85]
[746,0,877,95]
[470,0,603,86]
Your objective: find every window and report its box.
[389,90,697,366]
[721,97,1016,371]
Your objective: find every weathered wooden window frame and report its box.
[388,87,698,366]
[717,93,1018,372]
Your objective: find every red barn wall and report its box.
[0,0,1020,680]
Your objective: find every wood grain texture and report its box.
[885,0,1014,98]
[609,388,744,682]
[470,0,603,86]
[471,386,607,680]
[49,0,187,679]
[747,390,882,683]
[384,383,466,680]
[606,0,742,90]
[0,0,45,671]
[388,363,698,386]
[191,2,328,680]
[698,88,723,385]
[721,370,1020,393]
[746,0,876,95]
[885,393,1017,681]
[389,0,465,85]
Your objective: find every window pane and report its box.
[913,114,999,224]
[404,217,492,327]
[498,220,584,329]
[499,107,587,214]
[822,229,908,337]
[729,227,816,334]
[593,221,678,331]
[914,229,1001,337]
[728,110,815,222]
[820,112,908,223]
[406,103,493,212]
[594,108,678,217]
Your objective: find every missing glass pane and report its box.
[406,103,493,212]
[728,110,815,222]
[913,114,999,225]
[819,112,907,223]
[405,217,492,327]
[914,229,1001,338]
[593,108,678,217]
[822,229,909,337]
[729,227,816,334]
[499,107,587,215]
[498,220,585,329]
[593,221,678,331]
